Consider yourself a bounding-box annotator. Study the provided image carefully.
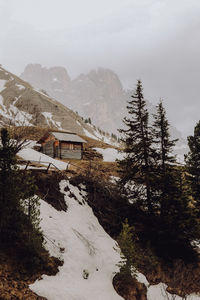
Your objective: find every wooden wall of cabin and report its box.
[42,140,83,160]
[42,140,54,157]
[60,142,82,159]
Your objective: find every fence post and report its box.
[25,161,30,170]
[46,163,51,173]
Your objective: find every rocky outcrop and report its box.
[21,64,128,134]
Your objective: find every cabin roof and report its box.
[51,132,87,143]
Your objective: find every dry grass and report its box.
[63,159,119,178]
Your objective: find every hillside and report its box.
[20,64,127,135]
[0,65,107,139]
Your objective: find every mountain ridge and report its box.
[0,65,102,139]
[20,63,188,159]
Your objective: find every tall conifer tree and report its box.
[0,128,42,247]
[152,100,178,215]
[118,80,156,212]
[185,121,200,209]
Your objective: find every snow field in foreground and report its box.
[30,180,123,300]
[30,179,200,300]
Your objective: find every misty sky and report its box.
[0,0,200,137]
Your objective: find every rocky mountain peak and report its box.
[87,68,123,90]
[21,64,71,95]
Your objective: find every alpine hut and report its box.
[38,131,87,160]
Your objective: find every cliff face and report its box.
[21,64,128,134]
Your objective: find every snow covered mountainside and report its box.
[30,180,123,300]
[0,65,107,140]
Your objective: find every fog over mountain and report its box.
[20,63,188,161]
[0,0,200,137]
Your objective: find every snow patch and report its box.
[30,180,123,300]
[94,148,124,162]
[83,128,99,140]
[137,272,200,300]
[0,100,33,126]
[15,83,25,90]
[0,79,6,92]
[18,148,69,170]
[42,112,62,129]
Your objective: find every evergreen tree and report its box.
[117,219,137,276]
[153,100,177,171]
[185,121,200,209]
[118,80,156,213]
[152,100,178,215]
[151,108,200,258]
[0,128,42,248]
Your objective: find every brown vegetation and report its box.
[113,273,147,300]
[0,249,62,300]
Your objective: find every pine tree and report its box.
[118,80,156,213]
[153,100,177,171]
[0,128,42,248]
[151,112,200,257]
[117,219,137,276]
[152,100,178,215]
[185,121,200,209]
[156,169,200,259]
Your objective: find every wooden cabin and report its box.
[38,131,87,160]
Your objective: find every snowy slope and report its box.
[0,65,107,138]
[18,148,69,170]
[94,147,124,162]
[29,179,200,300]
[30,180,123,300]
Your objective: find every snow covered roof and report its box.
[51,132,87,143]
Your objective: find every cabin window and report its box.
[61,142,74,150]
[74,144,81,150]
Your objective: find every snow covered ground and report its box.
[137,272,200,300]
[30,180,123,300]
[0,79,6,92]
[18,148,69,170]
[29,179,200,300]
[94,147,124,162]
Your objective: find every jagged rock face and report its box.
[21,64,71,97]
[0,66,95,136]
[21,64,128,134]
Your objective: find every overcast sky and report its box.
[0,0,200,137]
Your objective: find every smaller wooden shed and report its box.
[38,131,87,160]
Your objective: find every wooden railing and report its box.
[17,159,85,173]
